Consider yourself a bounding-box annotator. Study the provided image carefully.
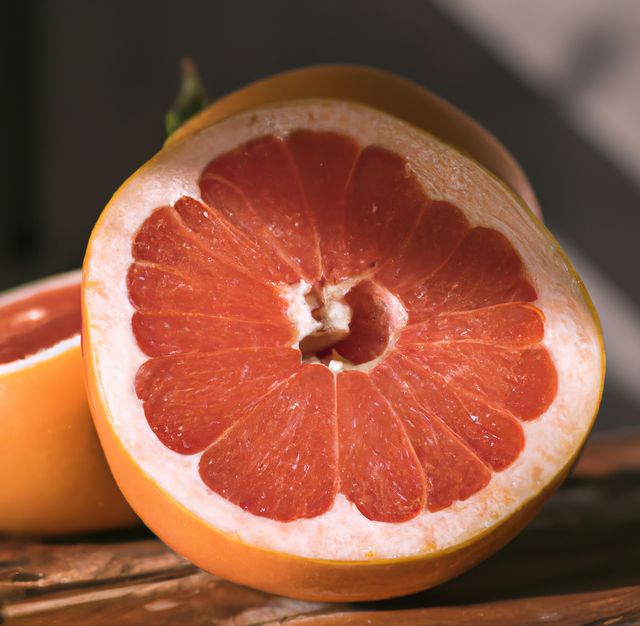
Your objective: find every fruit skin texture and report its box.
[0,274,137,535]
[83,66,604,600]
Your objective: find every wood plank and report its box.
[285,586,640,626]
[1,432,639,624]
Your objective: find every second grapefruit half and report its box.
[0,271,136,534]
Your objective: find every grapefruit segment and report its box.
[374,352,524,472]
[199,363,337,521]
[377,199,469,289]
[193,179,300,283]
[131,311,294,356]
[83,97,604,600]
[131,206,288,318]
[135,348,301,454]
[402,343,557,422]
[401,303,545,346]
[287,130,359,280]
[400,226,538,322]
[127,263,285,322]
[173,195,292,283]
[337,371,425,522]
[200,135,322,281]
[370,359,492,511]
[342,146,427,278]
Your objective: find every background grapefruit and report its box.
[0,270,137,535]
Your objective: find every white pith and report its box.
[321,299,352,335]
[84,101,603,561]
[0,270,81,377]
[282,281,322,348]
[287,276,408,372]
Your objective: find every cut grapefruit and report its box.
[0,271,137,534]
[83,70,603,600]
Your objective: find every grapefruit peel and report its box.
[83,71,604,600]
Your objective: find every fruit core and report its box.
[296,278,407,369]
[0,283,80,364]
[127,129,558,524]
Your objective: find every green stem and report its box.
[165,58,208,138]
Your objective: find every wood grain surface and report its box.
[1,432,639,625]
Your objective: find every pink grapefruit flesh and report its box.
[129,130,556,523]
[0,283,81,364]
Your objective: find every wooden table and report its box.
[1,433,639,625]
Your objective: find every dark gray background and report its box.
[1,1,637,431]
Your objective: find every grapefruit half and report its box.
[83,81,604,600]
[0,270,136,534]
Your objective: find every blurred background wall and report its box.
[1,0,638,432]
